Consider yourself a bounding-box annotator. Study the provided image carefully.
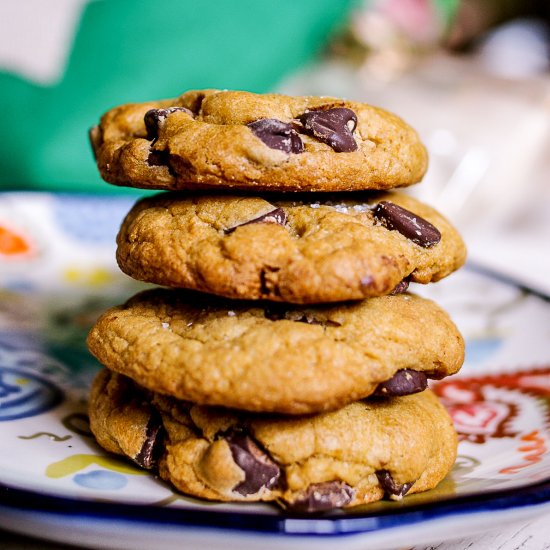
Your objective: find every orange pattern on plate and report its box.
[0,225,32,256]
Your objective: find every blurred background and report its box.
[0,0,549,295]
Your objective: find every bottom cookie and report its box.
[89,369,458,512]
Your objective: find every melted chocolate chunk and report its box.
[376,470,414,498]
[226,431,280,496]
[290,481,354,513]
[373,202,441,247]
[144,107,193,140]
[225,208,287,234]
[247,118,304,153]
[133,411,164,469]
[264,305,287,321]
[298,108,358,152]
[374,369,428,397]
[390,279,410,295]
[147,149,170,166]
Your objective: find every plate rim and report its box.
[1,477,549,538]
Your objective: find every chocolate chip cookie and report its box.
[90,89,428,192]
[86,288,464,414]
[89,369,458,511]
[116,191,466,303]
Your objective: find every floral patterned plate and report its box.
[0,193,549,549]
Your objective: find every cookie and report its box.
[86,288,464,414]
[116,190,466,303]
[89,369,458,511]
[90,89,428,192]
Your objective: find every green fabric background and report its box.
[0,0,354,193]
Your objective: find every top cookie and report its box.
[90,89,428,192]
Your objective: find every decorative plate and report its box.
[0,193,549,550]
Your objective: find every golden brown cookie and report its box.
[89,369,458,512]
[116,190,466,303]
[90,89,428,192]
[86,288,464,414]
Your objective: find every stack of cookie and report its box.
[86,90,466,512]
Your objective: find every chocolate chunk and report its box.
[226,431,280,496]
[133,411,164,469]
[264,305,287,321]
[374,369,428,397]
[373,202,441,247]
[390,279,410,295]
[225,208,287,234]
[290,481,354,513]
[298,108,358,152]
[147,149,170,166]
[247,119,304,153]
[376,470,414,498]
[144,107,193,140]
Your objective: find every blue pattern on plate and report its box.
[0,332,40,353]
[465,338,503,365]
[0,368,63,421]
[73,471,128,491]
[52,195,135,243]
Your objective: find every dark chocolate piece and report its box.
[144,107,193,140]
[376,470,414,498]
[374,369,428,397]
[373,202,441,247]
[133,411,164,469]
[290,481,354,513]
[226,431,280,496]
[247,118,304,153]
[390,279,410,295]
[298,108,358,152]
[225,208,287,234]
[264,305,287,321]
[147,149,170,166]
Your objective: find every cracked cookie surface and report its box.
[90,89,428,192]
[89,369,458,511]
[116,190,466,303]
[86,288,464,414]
